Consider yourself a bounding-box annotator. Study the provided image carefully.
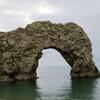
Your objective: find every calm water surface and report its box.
[0,66,100,100]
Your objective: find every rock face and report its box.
[0,21,100,81]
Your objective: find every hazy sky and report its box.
[0,0,100,67]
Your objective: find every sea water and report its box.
[0,65,100,100]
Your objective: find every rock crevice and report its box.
[0,21,100,81]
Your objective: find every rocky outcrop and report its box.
[0,21,100,81]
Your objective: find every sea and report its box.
[0,49,100,100]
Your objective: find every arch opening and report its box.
[38,48,69,67]
[37,48,71,79]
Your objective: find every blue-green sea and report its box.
[0,65,100,100]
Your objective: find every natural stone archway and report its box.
[0,21,100,81]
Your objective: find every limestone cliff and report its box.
[0,21,99,81]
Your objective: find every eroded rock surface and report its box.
[0,21,100,81]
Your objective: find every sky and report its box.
[0,0,100,67]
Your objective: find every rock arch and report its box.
[0,21,100,81]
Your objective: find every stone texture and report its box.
[0,21,100,81]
